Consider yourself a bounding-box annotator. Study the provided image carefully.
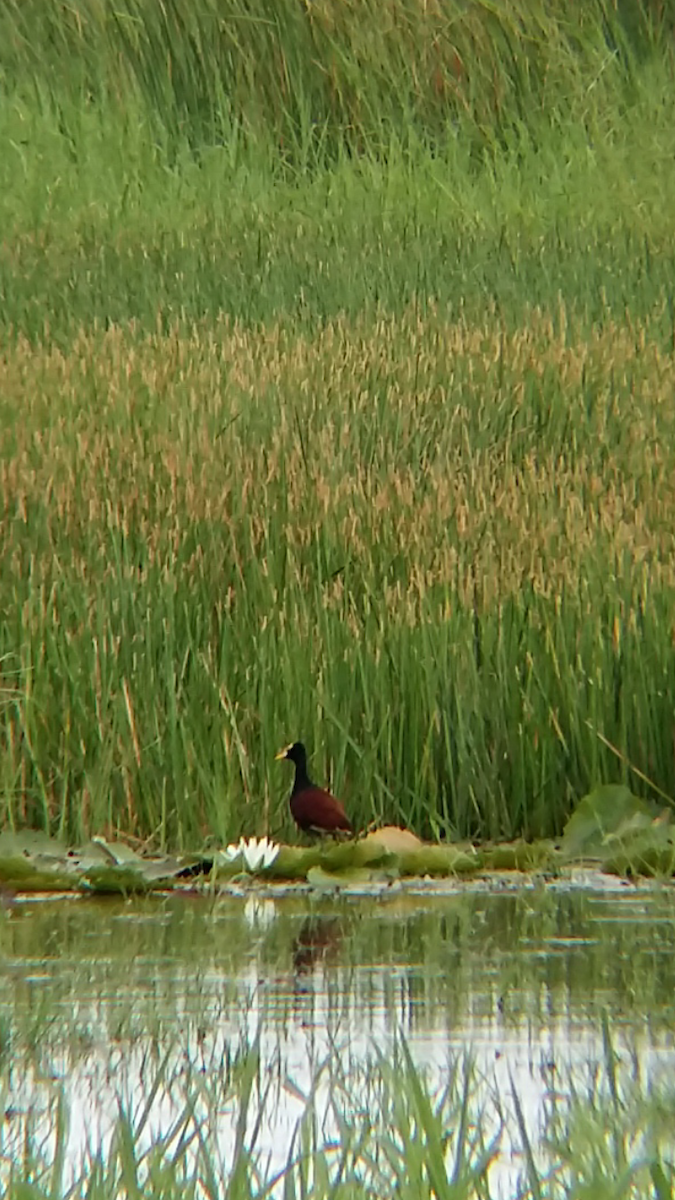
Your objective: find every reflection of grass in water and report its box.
[4,888,675,1052]
[3,893,675,1193]
[4,1028,675,1198]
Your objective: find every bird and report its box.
[275,741,353,837]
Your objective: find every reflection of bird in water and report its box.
[292,916,342,976]
[275,742,353,837]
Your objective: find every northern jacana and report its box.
[275,742,353,837]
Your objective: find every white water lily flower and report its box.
[223,837,280,872]
[241,836,280,871]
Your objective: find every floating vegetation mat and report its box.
[1,786,674,896]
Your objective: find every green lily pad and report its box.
[264,841,399,881]
[481,840,559,872]
[324,839,399,871]
[88,837,146,866]
[82,864,157,895]
[560,785,659,859]
[0,831,69,860]
[602,820,675,878]
[267,845,322,879]
[0,854,76,891]
[0,831,83,890]
[396,845,479,877]
[139,856,185,881]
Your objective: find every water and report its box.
[2,875,675,1193]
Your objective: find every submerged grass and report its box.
[3,1028,675,1199]
[3,879,675,1195]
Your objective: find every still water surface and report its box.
[2,876,675,1191]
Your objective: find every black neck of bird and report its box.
[291,757,313,795]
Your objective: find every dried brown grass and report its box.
[2,304,674,616]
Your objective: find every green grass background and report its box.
[1,0,675,848]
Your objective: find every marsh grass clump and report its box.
[0,0,658,161]
[1,3,675,848]
[2,306,675,846]
[1,0,675,342]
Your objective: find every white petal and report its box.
[242,841,262,870]
[262,843,280,867]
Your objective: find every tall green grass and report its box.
[1,2,674,341]
[1,3,675,846]
[2,308,675,846]
[1,0,665,156]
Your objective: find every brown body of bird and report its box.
[275,742,353,837]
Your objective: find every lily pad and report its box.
[481,840,558,872]
[560,785,659,859]
[602,820,675,878]
[396,844,479,877]
[0,831,69,860]
[0,854,76,892]
[250,845,320,880]
[82,865,157,895]
[0,831,84,890]
[89,837,146,866]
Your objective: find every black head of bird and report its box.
[275,741,353,836]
